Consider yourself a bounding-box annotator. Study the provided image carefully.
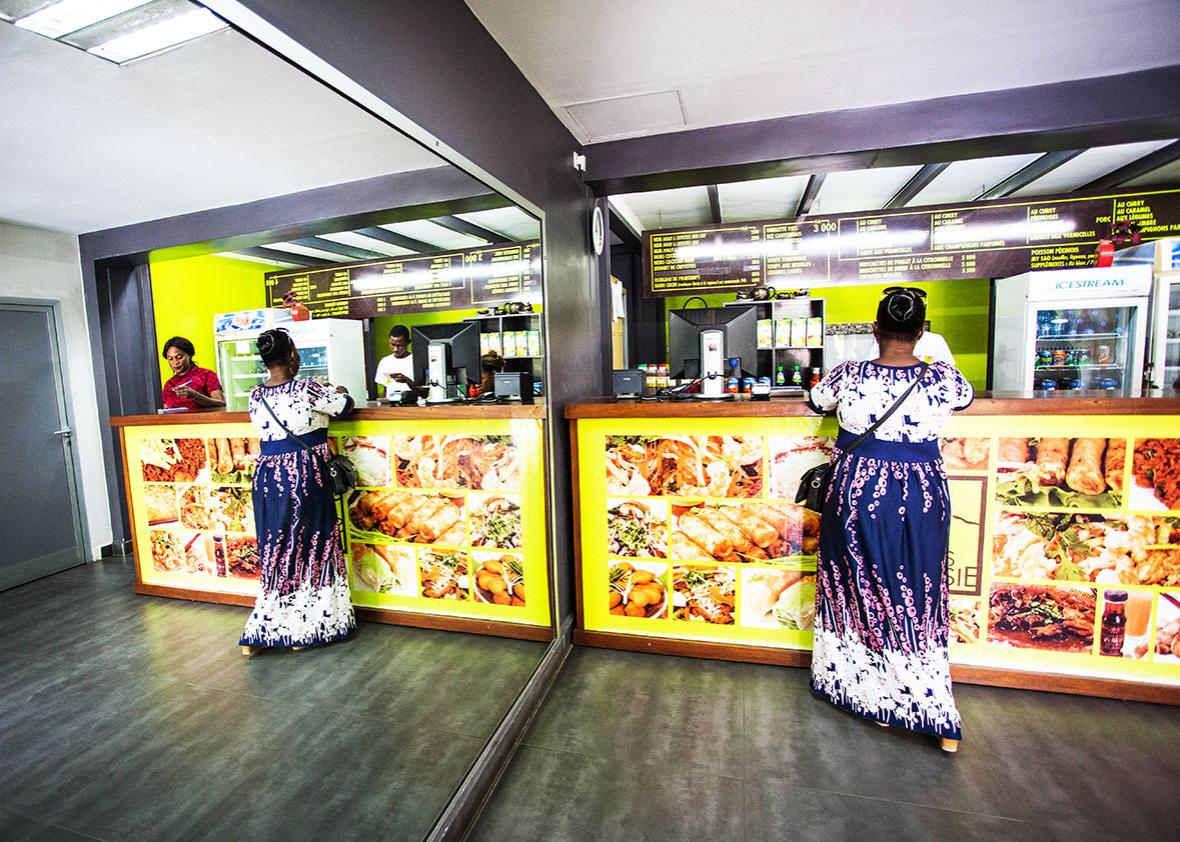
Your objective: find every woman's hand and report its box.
[173,384,195,399]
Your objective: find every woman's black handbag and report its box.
[795,363,929,513]
[258,394,358,495]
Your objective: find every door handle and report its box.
[53,428,72,437]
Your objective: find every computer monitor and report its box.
[411,322,481,386]
[668,305,758,379]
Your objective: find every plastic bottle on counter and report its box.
[791,365,802,387]
[775,365,786,386]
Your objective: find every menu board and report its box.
[644,188,1180,296]
[265,240,541,318]
[125,417,551,629]
[576,415,1180,687]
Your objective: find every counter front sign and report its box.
[643,187,1180,296]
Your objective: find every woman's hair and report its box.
[257,328,296,365]
[876,288,926,343]
[162,336,196,362]
[481,351,504,373]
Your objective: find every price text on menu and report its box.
[265,240,541,318]
[643,188,1180,297]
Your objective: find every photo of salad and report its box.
[606,499,668,558]
[468,494,522,549]
[351,543,417,596]
[995,437,1124,509]
[740,569,815,630]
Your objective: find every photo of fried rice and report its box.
[672,565,736,624]
[740,569,815,630]
[987,584,1096,652]
[419,550,469,600]
[670,501,819,563]
[604,435,763,498]
[941,437,990,472]
[1131,439,1180,511]
[992,510,1180,587]
[347,490,466,545]
[768,436,832,500]
[949,598,981,644]
[468,494,522,549]
[995,437,1124,508]
[606,499,668,558]
[140,438,207,483]
[341,436,392,488]
[393,435,518,491]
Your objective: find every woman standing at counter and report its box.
[807,288,973,752]
[240,328,356,654]
[161,336,224,410]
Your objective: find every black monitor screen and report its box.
[668,305,758,379]
[411,322,481,385]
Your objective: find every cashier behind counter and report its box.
[161,336,225,410]
[375,324,427,402]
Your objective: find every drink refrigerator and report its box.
[1142,239,1180,389]
[992,265,1152,393]
[214,310,367,411]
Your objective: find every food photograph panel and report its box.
[341,435,392,488]
[941,437,991,473]
[1154,590,1180,665]
[608,560,668,619]
[471,551,527,607]
[739,569,815,631]
[995,437,1125,509]
[393,434,519,491]
[139,437,208,483]
[671,564,737,625]
[419,549,470,601]
[350,542,418,597]
[179,485,253,533]
[468,494,522,550]
[949,597,982,645]
[348,489,467,546]
[207,436,260,484]
[768,435,833,500]
[670,500,819,564]
[604,434,764,498]
[606,498,668,558]
[1097,589,1155,660]
[1131,438,1180,511]
[987,583,1097,653]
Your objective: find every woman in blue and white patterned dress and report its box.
[240,328,356,654]
[807,288,973,752]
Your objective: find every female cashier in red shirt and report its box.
[161,336,225,410]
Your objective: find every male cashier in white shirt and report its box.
[375,324,427,401]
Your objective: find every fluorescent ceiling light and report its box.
[87,6,225,63]
[15,0,150,39]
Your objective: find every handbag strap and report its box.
[257,391,319,457]
[838,361,929,457]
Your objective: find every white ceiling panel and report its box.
[215,251,298,268]
[907,153,1043,206]
[379,220,487,250]
[1011,140,1176,197]
[261,242,349,262]
[316,231,415,257]
[717,175,808,222]
[611,186,712,231]
[811,165,922,215]
[1123,155,1180,188]
[455,207,540,241]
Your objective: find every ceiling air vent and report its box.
[564,89,686,143]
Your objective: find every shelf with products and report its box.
[1035,333,1125,342]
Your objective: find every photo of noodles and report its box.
[949,599,981,644]
[995,437,1125,508]
[419,550,469,600]
[140,438,207,483]
[179,486,253,533]
[608,561,667,618]
[740,569,815,630]
[351,543,417,596]
[341,436,392,488]
[207,437,259,484]
[672,565,736,624]
[768,436,832,500]
[941,437,990,472]
[606,499,668,558]
[472,552,526,606]
[468,495,522,549]
[987,584,1096,652]
[992,510,1180,587]
[670,501,819,563]
[347,490,467,545]
[1131,438,1180,511]
[393,435,518,491]
[604,435,763,498]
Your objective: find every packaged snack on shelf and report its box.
[806,317,823,348]
[775,318,791,347]
[790,318,808,348]
[757,319,774,349]
[527,330,541,357]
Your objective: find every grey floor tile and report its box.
[0,808,101,841]
[468,745,745,842]
[522,648,747,777]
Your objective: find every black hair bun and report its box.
[887,292,916,322]
[257,328,293,363]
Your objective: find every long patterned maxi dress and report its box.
[806,361,974,739]
[241,378,357,648]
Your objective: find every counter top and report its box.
[112,401,546,427]
[564,392,1180,419]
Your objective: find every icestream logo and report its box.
[1053,279,1125,290]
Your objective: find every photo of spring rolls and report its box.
[348,489,466,545]
[740,569,815,630]
[671,501,819,563]
[206,437,259,483]
[351,543,417,596]
[995,438,1123,508]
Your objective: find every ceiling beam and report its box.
[429,214,510,244]
[1080,139,1180,190]
[795,174,826,217]
[288,236,386,260]
[607,207,641,252]
[235,247,333,268]
[582,64,1180,196]
[884,162,949,208]
[974,150,1083,200]
[354,227,436,253]
[705,184,722,224]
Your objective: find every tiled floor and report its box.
[469,647,1179,842]
[0,559,546,842]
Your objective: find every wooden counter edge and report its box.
[131,583,553,641]
[112,403,547,426]
[563,395,1180,418]
[572,630,1180,705]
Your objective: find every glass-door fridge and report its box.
[992,265,1152,393]
[1150,271,1180,389]
[215,311,366,411]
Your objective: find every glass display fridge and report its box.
[215,310,366,411]
[992,265,1152,393]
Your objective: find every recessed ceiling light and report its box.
[87,6,225,63]
[14,0,150,39]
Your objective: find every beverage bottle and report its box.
[775,365,786,386]
[791,365,802,386]
[1101,591,1128,656]
[1073,312,1087,335]
[809,369,821,388]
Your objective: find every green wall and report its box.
[150,254,268,387]
[664,280,991,387]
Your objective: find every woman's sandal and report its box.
[240,645,259,657]
[939,738,959,753]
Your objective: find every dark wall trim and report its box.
[584,64,1180,195]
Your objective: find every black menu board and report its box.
[643,187,1180,297]
[265,240,541,318]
